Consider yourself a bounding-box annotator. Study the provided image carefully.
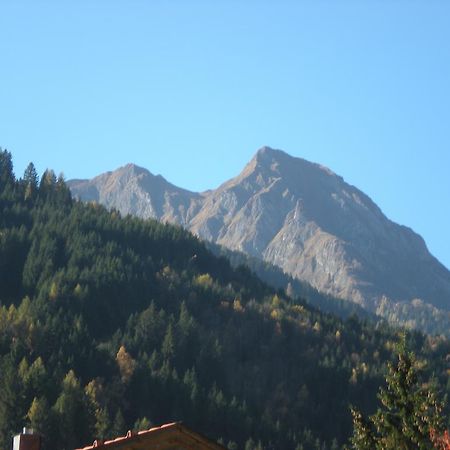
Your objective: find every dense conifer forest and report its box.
[0,149,449,450]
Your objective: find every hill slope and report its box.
[69,147,450,333]
[3,149,450,450]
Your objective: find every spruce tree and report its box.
[0,149,14,191]
[350,338,446,449]
[22,162,38,199]
[52,370,95,449]
[27,397,54,444]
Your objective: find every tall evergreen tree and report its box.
[27,396,54,447]
[52,370,95,450]
[39,169,57,199]
[350,339,446,449]
[0,149,14,191]
[22,162,39,200]
[0,356,26,449]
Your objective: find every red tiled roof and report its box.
[75,422,226,450]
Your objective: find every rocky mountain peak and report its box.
[120,162,152,176]
[254,146,287,162]
[248,147,341,187]
[69,147,450,332]
[237,146,301,188]
[113,163,166,184]
[250,146,296,173]
[122,162,145,171]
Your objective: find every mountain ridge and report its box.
[68,147,450,332]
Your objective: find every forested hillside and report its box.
[1,149,449,450]
[207,243,450,336]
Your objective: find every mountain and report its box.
[68,163,203,224]
[2,149,450,450]
[9,148,450,450]
[69,147,450,333]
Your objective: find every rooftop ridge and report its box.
[75,422,225,450]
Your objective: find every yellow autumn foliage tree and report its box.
[116,345,136,383]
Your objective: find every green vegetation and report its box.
[350,339,446,449]
[208,243,450,336]
[0,149,449,450]
[207,242,378,321]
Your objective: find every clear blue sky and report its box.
[1,1,449,270]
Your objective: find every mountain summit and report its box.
[69,147,450,329]
[69,163,203,224]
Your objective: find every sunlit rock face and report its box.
[69,147,450,316]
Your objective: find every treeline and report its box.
[206,242,378,321]
[0,149,449,450]
[206,243,450,336]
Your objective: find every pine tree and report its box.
[52,370,95,449]
[133,416,151,432]
[22,162,38,200]
[39,169,57,199]
[111,409,126,437]
[350,338,446,449]
[27,397,54,442]
[161,323,175,361]
[0,149,15,192]
[93,407,111,440]
[0,356,26,449]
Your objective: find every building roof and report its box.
[75,422,226,450]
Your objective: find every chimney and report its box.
[13,428,41,450]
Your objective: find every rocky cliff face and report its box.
[69,163,204,225]
[69,147,450,320]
